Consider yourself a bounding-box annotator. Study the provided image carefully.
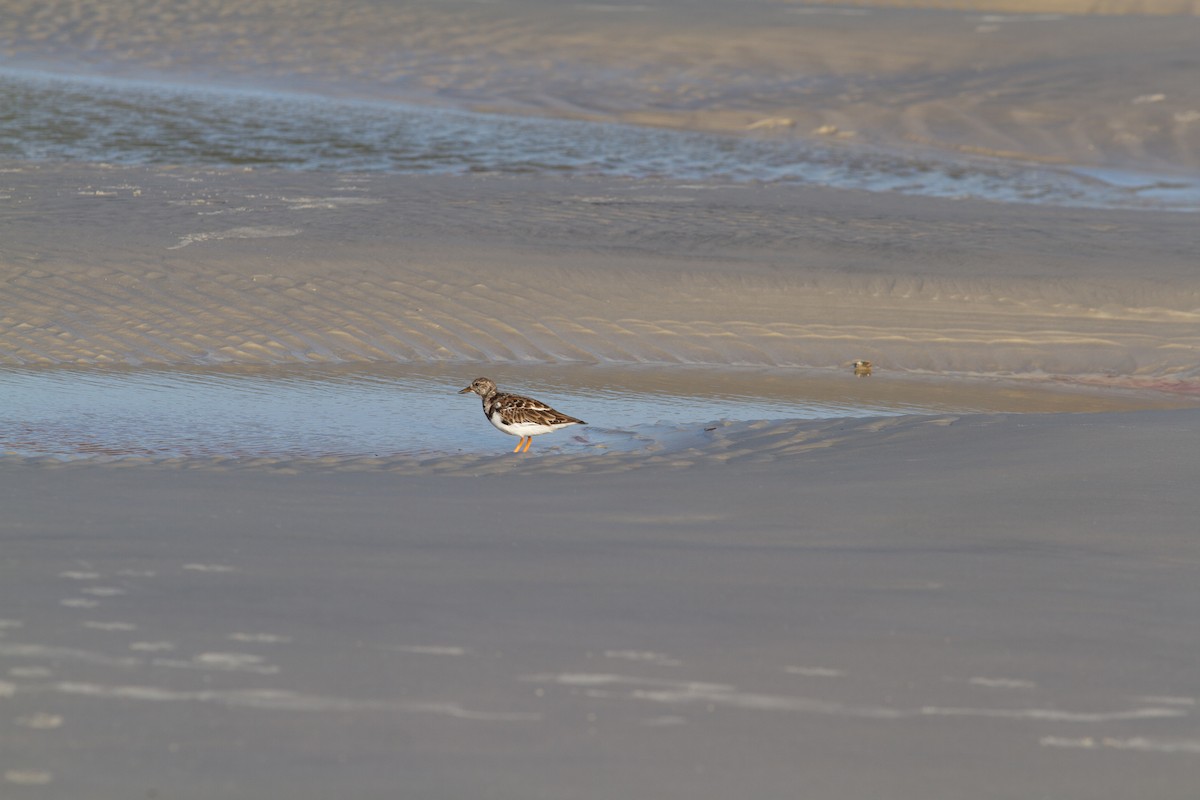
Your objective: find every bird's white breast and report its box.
[487,410,566,437]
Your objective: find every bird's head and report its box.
[458,377,497,397]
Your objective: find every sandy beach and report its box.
[3,1,1200,797]
[4,159,1199,800]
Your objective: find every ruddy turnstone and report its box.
[458,377,586,453]
[852,360,873,377]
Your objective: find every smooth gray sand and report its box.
[3,410,1199,799]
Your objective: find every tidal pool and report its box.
[1,363,1187,461]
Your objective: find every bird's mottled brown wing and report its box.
[492,392,585,426]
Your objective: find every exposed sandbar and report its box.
[3,163,1198,389]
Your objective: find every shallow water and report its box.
[4,67,1197,210]
[0,364,1187,461]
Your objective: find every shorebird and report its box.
[458,377,586,453]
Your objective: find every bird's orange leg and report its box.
[512,437,526,453]
[521,436,534,453]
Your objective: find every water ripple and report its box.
[4,67,1197,210]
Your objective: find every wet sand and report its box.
[4,410,1200,799]
[4,163,1199,380]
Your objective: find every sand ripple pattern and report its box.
[3,165,1199,381]
[4,259,1199,377]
